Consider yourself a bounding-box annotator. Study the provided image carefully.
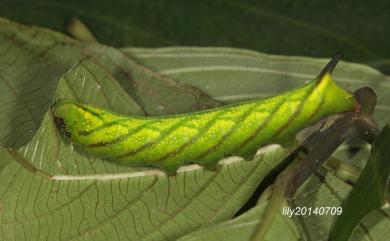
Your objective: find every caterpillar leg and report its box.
[160,163,179,176]
[202,162,219,172]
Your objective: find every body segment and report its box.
[53,54,357,174]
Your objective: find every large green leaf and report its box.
[1,0,390,72]
[330,124,390,241]
[177,169,390,241]
[177,192,302,241]
[0,18,293,241]
[1,18,390,241]
[0,140,293,240]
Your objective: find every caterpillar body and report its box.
[53,53,357,175]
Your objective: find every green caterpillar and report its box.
[52,53,357,175]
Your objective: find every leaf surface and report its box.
[1,18,390,241]
[178,169,390,241]
[330,124,390,241]
[1,0,390,72]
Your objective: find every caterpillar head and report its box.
[51,100,103,142]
